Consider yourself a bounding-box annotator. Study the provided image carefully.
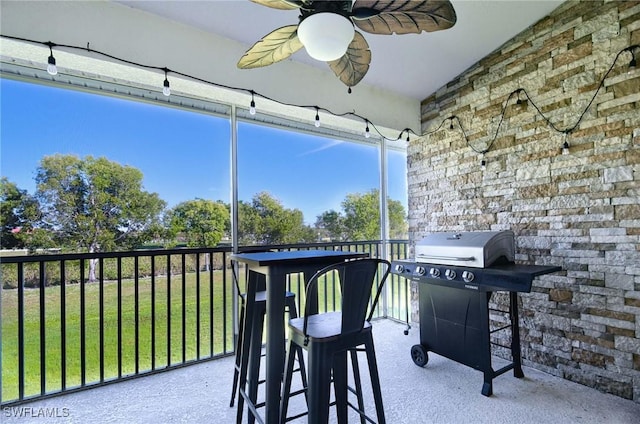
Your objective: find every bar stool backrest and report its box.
[302,258,391,338]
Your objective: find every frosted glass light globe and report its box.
[297,13,354,62]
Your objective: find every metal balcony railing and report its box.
[0,240,408,406]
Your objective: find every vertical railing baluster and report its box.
[60,260,66,391]
[151,255,156,371]
[398,242,403,319]
[209,252,214,356]
[222,252,228,354]
[395,241,401,319]
[39,261,45,395]
[324,271,329,313]
[99,258,104,383]
[166,254,171,367]
[389,241,395,318]
[17,263,25,400]
[405,266,411,327]
[117,257,122,378]
[196,253,201,359]
[134,255,140,375]
[80,259,86,386]
[181,253,186,363]
[296,271,302,317]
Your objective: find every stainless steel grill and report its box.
[392,230,561,396]
[415,230,514,268]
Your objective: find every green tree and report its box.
[318,189,407,241]
[34,154,166,280]
[167,199,229,247]
[342,190,381,240]
[238,192,316,245]
[388,197,409,239]
[0,177,39,249]
[315,210,345,241]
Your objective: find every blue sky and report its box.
[1,78,407,224]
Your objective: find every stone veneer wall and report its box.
[412,0,640,401]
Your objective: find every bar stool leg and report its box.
[364,337,386,424]
[245,306,266,424]
[235,304,256,424]
[235,300,264,424]
[349,349,367,424]
[230,301,246,407]
[307,345,332,424]
[280,339,297,423]
[298,345,309,404]
[285,297,308,404]
[332,351,349,424]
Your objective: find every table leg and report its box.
[264,269,286,424]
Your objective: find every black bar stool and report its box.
[280,258,391,424]
[230,257,307,424]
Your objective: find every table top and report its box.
[230,249,368,267]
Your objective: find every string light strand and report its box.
[2,35,636,147]
[0,34,417,141]
[427,44,638,159]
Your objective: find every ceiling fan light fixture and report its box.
[297,12,354,61]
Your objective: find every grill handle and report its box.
[416,254,476,262]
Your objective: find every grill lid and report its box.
[415,230,515,268]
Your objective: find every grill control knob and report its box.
[462,271,475,283]
[445,269,456,280]
[429,268,440,278]
[415,266,426,276]
[395,264,405,273]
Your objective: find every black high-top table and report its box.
[230,250,368,424]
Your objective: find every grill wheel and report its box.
[411,344,429,367]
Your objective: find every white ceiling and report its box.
[115,0,564,101]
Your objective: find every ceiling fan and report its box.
[237,0,457,89]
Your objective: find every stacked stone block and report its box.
[413,0,640,401]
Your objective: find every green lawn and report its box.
[1,270,235,403]
[1,266,407,404]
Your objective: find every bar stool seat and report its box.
[280,258,391,424]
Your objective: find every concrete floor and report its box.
[3,319,639,424]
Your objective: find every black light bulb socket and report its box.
[563,141,569,149]
[481,159,486,167]
[163,78,170,88]
[315,112,320,122]
[46,44,58,75]
[630,57,637,68]
[250,99,255,108]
